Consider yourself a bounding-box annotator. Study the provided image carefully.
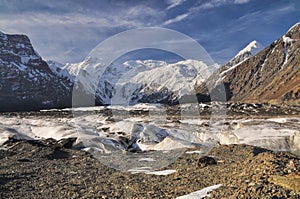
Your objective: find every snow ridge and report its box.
[235,40,262,58]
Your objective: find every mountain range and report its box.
[0,22,299,111]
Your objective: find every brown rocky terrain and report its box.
[0,138,299,198]
[196,22,300,105]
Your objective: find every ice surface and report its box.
[0,105,299,154]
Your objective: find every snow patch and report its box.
[220,58,247,76]
[282,35,293,67]
[128,167,176,175]
[128,167,152,174]
[176,184,222,199]
[283,35,293,44]
[186,150,203,154]
[146,169,176,175]
[267,118,287,123]
[138,158,156,162]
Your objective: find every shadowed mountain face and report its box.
[196,22,300,105]
[0,32,72,111]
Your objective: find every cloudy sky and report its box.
[0,0,299,64]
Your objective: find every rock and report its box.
[58,138,77,149]
[197,156,217,168]
[268,173,300,194]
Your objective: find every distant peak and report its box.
[227,40,263,67]
[236,40,262,57]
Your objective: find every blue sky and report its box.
[0,0,299,64]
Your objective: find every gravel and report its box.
[0,138,299,198]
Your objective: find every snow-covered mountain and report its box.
[217,40,263,77]
[227,40,263,67]
[0,31,72,111]
[52,58,214,105]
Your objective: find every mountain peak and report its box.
[227,40,263,67]
[235,40,262,57]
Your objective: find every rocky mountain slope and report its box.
[0,31,72,111]
[196,22,300,105]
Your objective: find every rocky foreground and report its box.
[0,138,299,199]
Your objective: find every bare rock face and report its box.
[196,22,300,105]
[0,31,72,111]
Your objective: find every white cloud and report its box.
[0,13,146,32]
[200,0,252,9]
[200,0,228,9]
[0,13,146,63]
[234,0,251,4]
[163,13,189,25]
[221,4,296,35]
[167,0,186,10]
[236,4,295,23]
[0,3,166,63]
